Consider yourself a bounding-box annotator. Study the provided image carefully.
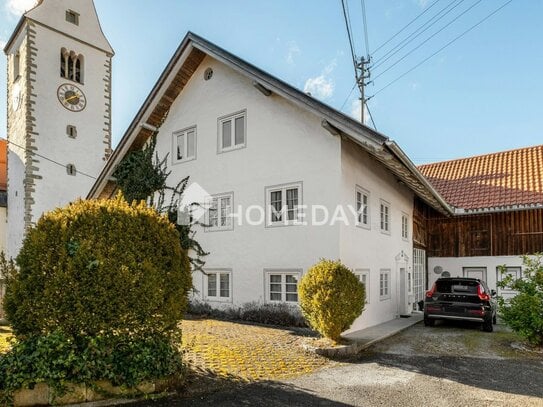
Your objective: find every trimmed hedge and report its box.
[298,259,365,342]
[4,196,192,339]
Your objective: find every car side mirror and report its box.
[491,289,497,297]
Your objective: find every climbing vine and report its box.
[113,131,207,272]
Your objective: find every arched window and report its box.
[60,48,84,84]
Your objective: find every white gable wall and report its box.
[340,139,415,331]
[154,55,342,305]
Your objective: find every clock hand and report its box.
[65,94,81,102]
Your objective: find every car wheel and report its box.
[482,318,493,332]
[424,317,435,327]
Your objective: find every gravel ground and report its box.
[134,321,543,407]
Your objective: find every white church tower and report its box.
[4,0,113,257]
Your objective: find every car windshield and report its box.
[435,280,479,294]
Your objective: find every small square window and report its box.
[205,270,231,302]
[67,125,77,139]
[218,111,246,152]
[66,164,77,176]
[380,200,390,234]
[265,182,303,227]
[379,269,391,300]
[66,10,79,25]
[355,186,370,228]
[173,127,196,163]
[266,271,301,303]
[206,192,234,232]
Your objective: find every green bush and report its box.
[187,300,308,327]
[497,255,543,346]
[4,195,192,339]
[0,331,183,393]
[298,259,365,342]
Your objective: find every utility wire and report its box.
[372,0,483,81]
[372,0,467,69]
[342,0,358,77]
[373,0,443,55]
[340,82,358,111]
[366,104,377,129]
[368,0,514,100]
[361,0,370,57]
[7,139,98,180]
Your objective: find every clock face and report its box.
[57,83,87,112]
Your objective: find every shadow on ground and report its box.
[130,367,349,407]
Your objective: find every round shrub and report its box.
[298,259,365,342]
[4,195,192,339]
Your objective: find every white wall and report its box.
[428,255,525,298]
[339,139,415,332]
[0,208,7,255]
[154,55,342,306]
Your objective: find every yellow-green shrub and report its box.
[4,195,192,339]
[298,259,365,342]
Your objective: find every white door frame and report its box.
[395,250,410,317]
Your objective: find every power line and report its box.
[373,0,443,55]
[366,104,377,129]
[7,139,98,180]
[341,0,358,76]
[361,0,370,57]
[372,0,467,69]
[340,81,358,111]
[372,0,483,81]
[368,0,514,100]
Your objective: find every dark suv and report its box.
[424,277,497,332]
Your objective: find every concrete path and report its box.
[342,313,423,351]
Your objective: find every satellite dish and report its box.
[433,265,443,275]
[441,271,451,278]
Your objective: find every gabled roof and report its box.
[87,32,451,215]
[0,139,7,192]
[418,145,543,213]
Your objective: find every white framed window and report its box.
[265,182,303,227]
[205,270,232,302]
[497,266,521,293]
[218,110,246,152]
[265,270,301,303]
[380,200,390,234]
[206,192,233,232]
[355,186,370,228]
[60,48,84,84]
[379,269,391,300]
[173,126,196,163]
[355,269,370,304]
[401,213,409,240]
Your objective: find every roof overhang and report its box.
[87,32,453,216]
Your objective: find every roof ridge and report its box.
[418,144,543,168]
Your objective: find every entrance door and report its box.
[463,267,487,282]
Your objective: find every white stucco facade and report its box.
[152,54,418,331]
[428,255,525,300]
[5,0,112,257]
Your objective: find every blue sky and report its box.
[1,0,542,164]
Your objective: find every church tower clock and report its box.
[4,0,114,257]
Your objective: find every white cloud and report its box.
[0,39,6,49]
[303,59,337,100]
[6,0,37,16]
[416,0,430,8]
[285,41,300,65]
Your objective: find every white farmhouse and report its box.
[89,33,451,331]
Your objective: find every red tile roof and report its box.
[0,139,6,192]
[418,145,543,211]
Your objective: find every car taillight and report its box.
[477,284,490,301]
[426,283,436,298]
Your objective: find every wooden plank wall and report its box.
[414,198,543,257]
